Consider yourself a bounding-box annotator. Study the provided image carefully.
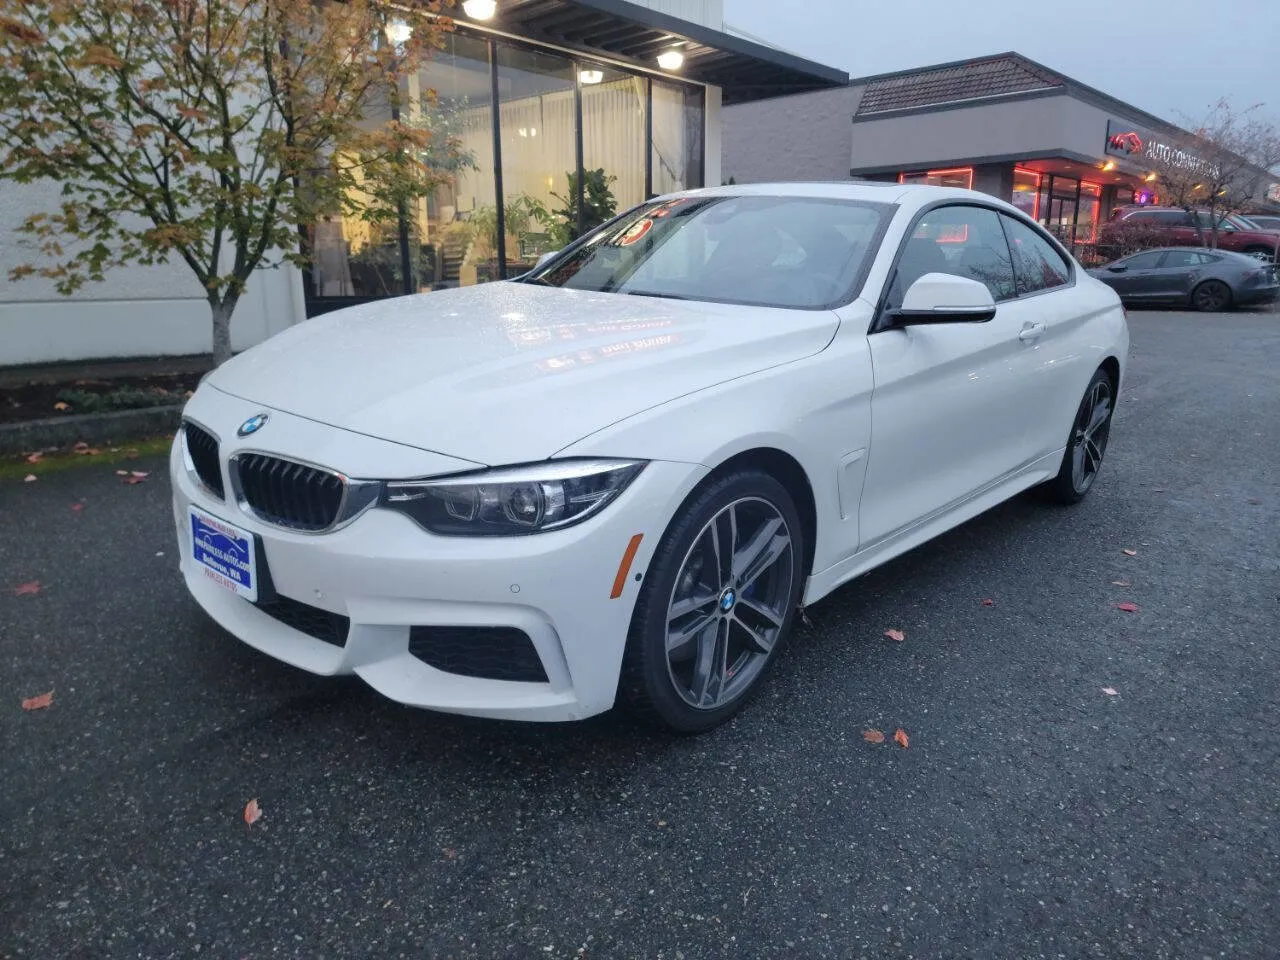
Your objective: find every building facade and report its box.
[724,53,1280,260]
[1,0,845,366]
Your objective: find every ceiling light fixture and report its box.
[656,49,684,70]
[579,69,604,85]
[462,0,497,19]
[1101,160,1116,171]
[1144,172,1157,182]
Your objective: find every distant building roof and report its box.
[855,54,1064,116]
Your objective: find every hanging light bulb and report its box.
[462,0,497,19]
[384,19,412,45]
[579,68,604,85]
[657,49,684,71]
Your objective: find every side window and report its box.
[1000,214,1072,295]
[1122,251,1166,270]
[1162,250,1204,268]
[1125,210,1155,223]
[888,205,1015,307]
[1163,210,1195,227]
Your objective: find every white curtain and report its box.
[582,76,646,209]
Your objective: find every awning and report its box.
[467,0,849,103]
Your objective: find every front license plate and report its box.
[190,508,257,602]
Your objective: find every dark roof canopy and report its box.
[464,0,848,103]
[856,54,1063,116]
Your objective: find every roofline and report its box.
[849,50,1186,137]
[572,0,849,87]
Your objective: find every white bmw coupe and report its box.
[173,182,1128,732]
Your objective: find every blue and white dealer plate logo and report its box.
[237,413,269,437]
[190,509,257,601]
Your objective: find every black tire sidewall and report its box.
[1047,367,1113,504]
[622,469,806,733]
[1193,280,1230,312]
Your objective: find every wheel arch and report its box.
[699,447,819,580]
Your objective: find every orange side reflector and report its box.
[610,534,644,599]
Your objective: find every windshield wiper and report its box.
[624,289,691,301]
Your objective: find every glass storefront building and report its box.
[302,2,846,317]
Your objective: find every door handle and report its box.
[1018,321,1045,342]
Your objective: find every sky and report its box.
[723,0,1280,128]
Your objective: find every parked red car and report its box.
[1099,206,1280,262]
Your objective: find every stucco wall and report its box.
[721,86,861,183]
[0,178,302,366]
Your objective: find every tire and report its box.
[1190,279,1232,313]
[1043,367,1116,505]
[621,469,806,734]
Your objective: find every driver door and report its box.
[859,204,1043,547]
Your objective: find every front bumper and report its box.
[171,387,705,721]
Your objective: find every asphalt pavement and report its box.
[2,309,1278,959]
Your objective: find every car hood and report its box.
[208,283,839,465]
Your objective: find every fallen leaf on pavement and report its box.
[25,452,42,464]
[1102,687,1119,696]
[13,581,41,596]
[21,690,54,711]
[443,848,457,860]
[53,401,69,411]
[115,469,129,476]
[243,798,263,826]
[1245,498,1262,505]
[1114,602,1139,613]
[23,474,37,483]
[981,598,995,607]
[862,729,885,744]
[123,471,149,485]
[884,628,905,643]
[73,441,88,450]
[74,446,100,456]
[893,729,910,749]
[1111,580,1130,587]
[1122,548,1138,557]
[71,502,84,512]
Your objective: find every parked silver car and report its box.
[1088,247,1280,312]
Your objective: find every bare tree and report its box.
[1145,99,1280,249]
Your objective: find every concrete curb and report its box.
[0,406,182,456]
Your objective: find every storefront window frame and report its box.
[301,27,708,315]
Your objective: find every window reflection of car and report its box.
[1088,246,1279,312]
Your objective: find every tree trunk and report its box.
[210,297,237,366]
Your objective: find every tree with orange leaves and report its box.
[0,0,461,363]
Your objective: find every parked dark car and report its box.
[1098,206,1280,262]
[1088,247,1280,312]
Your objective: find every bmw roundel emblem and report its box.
[237,413,269,437]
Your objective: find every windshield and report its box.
[524,195,894,309]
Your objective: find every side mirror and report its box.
[1107,264,1128,273]
[889,273,996,326]
[534,250,560,270]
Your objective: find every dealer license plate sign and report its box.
[190,508,257,602]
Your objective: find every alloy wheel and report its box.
[1071,379,1112,493]
[664,497,794,710]
[1192,280,1230,312]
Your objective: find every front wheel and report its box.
[1043,368,1115,504]
[621,470,805,733]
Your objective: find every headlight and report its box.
[381,459,646,536]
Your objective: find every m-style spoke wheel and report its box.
[623,471,806,733]
[1045,367,1116,504]
[665,498,794,710]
